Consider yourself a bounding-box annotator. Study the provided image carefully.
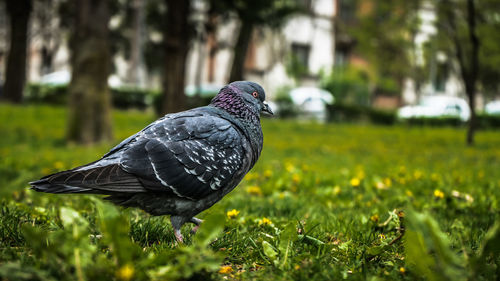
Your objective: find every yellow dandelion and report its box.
[375,182,386,190]
[350,178,360,187]
[399,166,406,174]
[258,217,272,226]
[413,170,423,180]
[434,189,445,199]
[405,190,414,197]
[226,209,240,219]
[246,185,262,196]
[219,265,233,274]
[356,170,365,180]
[264,169,273,178]
[54,161,64,169]
[370,214,379,222]
[292,174,301,184]
[384,178,392,187]
[333,185,341,195]
[116,264,134,281]
[294,264,300,270]
[399,267,406,274]
[244,172,258,181]
[285,162,295,172]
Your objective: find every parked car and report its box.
[485,100,500,115]
[398,95,470,121]
[286,87,334,121]
[40,70,123,88]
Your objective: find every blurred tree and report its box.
[67,0,112,144]
[348,0,421,97]
[2,0,32,103]
[221,0,303,82]
[477,0,500,99]
[32,0,62,76]
[434,0,487,145]
[161,0,192,114]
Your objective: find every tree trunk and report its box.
[126,0,146,87]
[161,0,191,115]
[465,0,479,146]
[2,0,32,103]
[67,0,112,144]
[229,21,253,82]
[206,11,218,83]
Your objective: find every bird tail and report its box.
[30,163,144,195]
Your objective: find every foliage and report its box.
[25,83,161,110]
[327,103,397,125]
[1,104,500,280]
[273,85,298,118]
[346,0,421,96]
[321,66,371,106]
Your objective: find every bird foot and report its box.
[190,225,200,234]
[174,229,184,244]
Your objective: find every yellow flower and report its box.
[379,234,386,240]
[54,161,64,170]
[434,189,445,199]
[219,265,233,274]
[264,169,273,178]
[370,214,379,222]
[399,166,406,174]
[356,169,365,180]
[405,190,414,197]
[350,178,360,187]
[333,185,341,195]
[258,217,272,226]
[375,182,386,190]
[399,267,406,273]
[116,264,134,281]
[285,162,295,172]
[384,177,392,187]
[244,172,258,181]
[292,174,301,184]
[294,264,301,270]
[226,209,240,219]
[246,185,262,196]
[413,170,423,180]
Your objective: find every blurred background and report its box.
[2,1,500,279]
[0,0,500,143]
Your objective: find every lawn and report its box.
[1,104,499,280]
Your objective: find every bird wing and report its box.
[119,110,247,200]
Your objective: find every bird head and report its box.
[226,81,273,115]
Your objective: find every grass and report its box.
[0,104,499,280]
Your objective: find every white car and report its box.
[288,87,334,121]
[40,70,123,88]
[398,95,470,121]
[485,100,500,115]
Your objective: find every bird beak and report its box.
[262,102,274,115]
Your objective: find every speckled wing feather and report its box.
[118,109,245,200]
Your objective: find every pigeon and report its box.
[30,81,273,242]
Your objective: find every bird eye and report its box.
[252,91,258,98]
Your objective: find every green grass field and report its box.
[1,104,499,281]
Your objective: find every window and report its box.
[291,43,310,69]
